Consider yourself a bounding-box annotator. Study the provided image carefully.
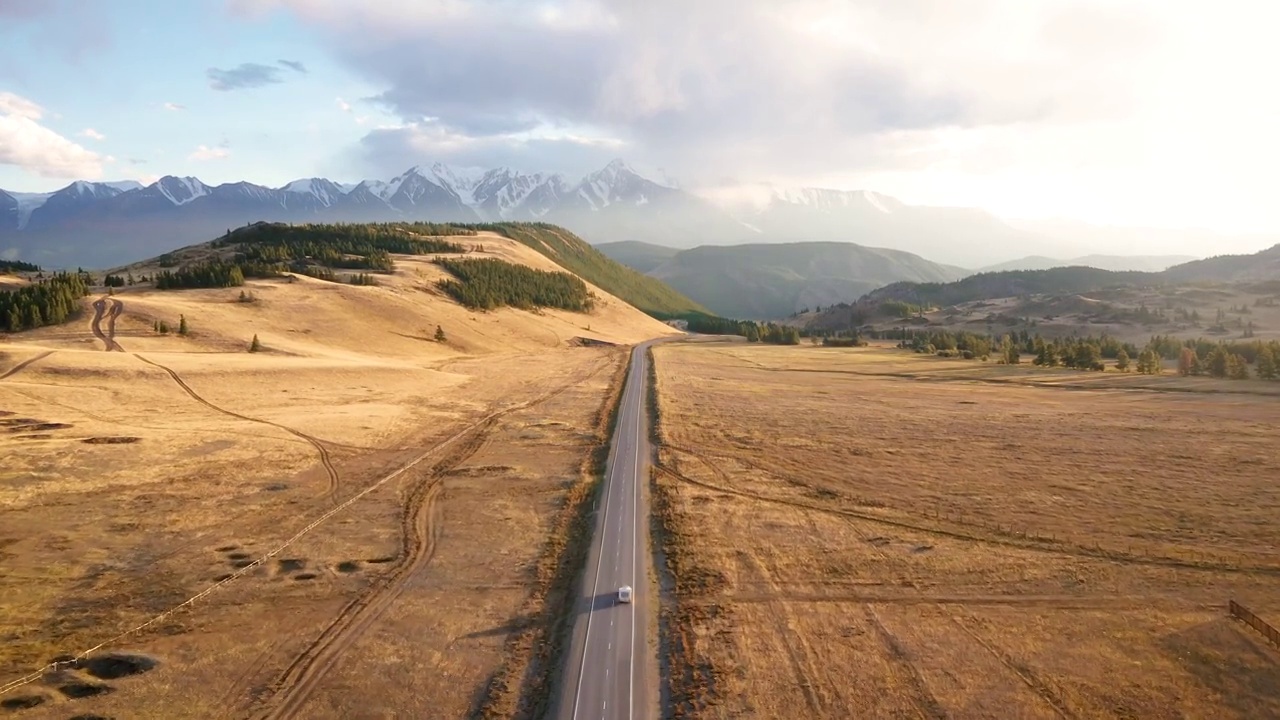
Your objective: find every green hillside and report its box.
[477,223,707,316]
[644,241,965,320]
[595,240,681,273]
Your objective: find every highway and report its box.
[554,341,656,720]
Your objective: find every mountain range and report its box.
[976,254,1198,274]
[7,160,1269,271]
[598,240,966,319]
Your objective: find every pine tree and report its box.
[1228,354,1250,380]
[1207,346,1229,378]
[1115,348,1130,372]
[434,325,446,342]
[1256,346,1278,380]
[178,315,188,335]
[1136,348,1161,375]
[249,334,262,352]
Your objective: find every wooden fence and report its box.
[1229,600,1280,648]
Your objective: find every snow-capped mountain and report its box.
[0,159,738,267]
[0,159,1185,270]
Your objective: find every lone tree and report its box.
[1207,346,1229,378]
[249,334,261,352]
[1115,347,1130,372]
[178,314,188,335]
[1177,347,1197,376]
[434,325,447,342]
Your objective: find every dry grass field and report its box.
[0,232,676,718]
[650,342,1280,719]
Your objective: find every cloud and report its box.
[163,102,186,111]
[79,127,105,141]
[240,0,1280,232]
[0,91,104,178]
[336,96,352,112]
[278,58,308,73]
[358,119,626,178]
[188,144,230,161]
[207,62,285,91]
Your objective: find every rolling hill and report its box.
[594,240,680,274]
[977,254,1198,273]
[802,243,1280,337]
[634,241,965,320]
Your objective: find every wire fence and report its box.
[1229,600,1280,648]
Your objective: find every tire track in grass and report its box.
[133,354,341,501]
[250,357,613,719]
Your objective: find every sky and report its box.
[1,0,1278,236]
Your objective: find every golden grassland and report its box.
[0,232,676,718]
[651,342,1280,719]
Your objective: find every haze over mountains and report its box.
[7,159,1273,272]
[598,240,966,320]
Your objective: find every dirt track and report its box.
[248,357,615,719]
[133,354,342,501]
[91,296,125,352]
[658,445,1280,577]
[0,350,53,381]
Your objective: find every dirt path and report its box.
[250,358,613,719]
[0,350,53,381]
[133,354,342,501]
[659,445,1280,576]
[91,297,126,352]
[664,444,1082,719]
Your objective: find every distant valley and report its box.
[598,240,965,320]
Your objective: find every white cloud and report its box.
[249,0,1280,232]
[336,96,352,112]
[188,144,230,161]
[0,91,104,178]
[79,127,106,141]
[163,102,186,111]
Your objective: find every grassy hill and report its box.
[478,223,706,316]
[594,240,681,274]
[641,241,965,320]
[803,243,1280,345]
[977,254,1198,273]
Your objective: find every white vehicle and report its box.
[617,585,633,603]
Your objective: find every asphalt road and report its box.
[554,341,656,720]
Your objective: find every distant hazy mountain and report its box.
[977,254,1199,273]
[4,162,1273,272]
[825,243,1280,314]
[631,241,965,320]
[0,160,742,268]
[595,240,681,274]
[1007,217,1279,259]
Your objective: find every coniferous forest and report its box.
[0,272,90,332]
[434,257,593,312]
[154,261,245,290]
[0,260,40,273]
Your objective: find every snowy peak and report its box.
[773,187,902,214]
[281,177,344,207]
[153,176,209,206]
[58,180,123,199]
[573,159,667,210]
[102,180,143,193]
[426,163,488,202]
